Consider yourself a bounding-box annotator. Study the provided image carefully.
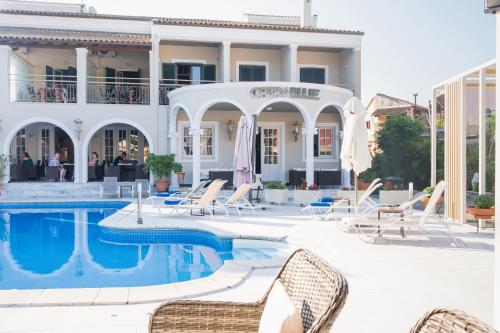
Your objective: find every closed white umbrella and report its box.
[233,115,253,189]
[340,97,372,212]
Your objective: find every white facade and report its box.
[0,0,363,187]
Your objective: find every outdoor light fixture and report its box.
[226,119,235,141]
[74,118,83,140]
[292,121,302,142]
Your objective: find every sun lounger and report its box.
[217,183,255,216]
[158,179,228,218]
[149,180,211,206]
[99,177,119,198]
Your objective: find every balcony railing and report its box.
[9,74,77,103]
[87,77,150,105]
[159,79,221,105]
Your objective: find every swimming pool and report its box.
[0,202,289,290]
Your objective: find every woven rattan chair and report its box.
[149,249,348,333]
[410,308,498,333]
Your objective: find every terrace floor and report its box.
[0,203,494,333]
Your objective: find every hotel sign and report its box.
[250,87,320,100]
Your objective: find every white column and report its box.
[288,44,298,82]
[430,89,437,186]
[459,76,467,225]
[219,41,231,82]
[0,45,10,105]
[478,68,486,194]
[303,127,316,185]
[150,37,159,107]
[495,13,500,330]
[190,128,202,186]
[168,131,179,189]
[76,48,88,106]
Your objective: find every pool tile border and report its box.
[0,259,285,307]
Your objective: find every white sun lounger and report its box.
[342,181,457,245]
[217,183,255,216]
[158,179,228,218]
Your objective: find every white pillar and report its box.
[459,76,467,225]
[190,128,201,186]
[288,44,298,82]
[303,127,316,185]
[220,41,231,83]
[479,68,487,194]
[168,131,179,189]
[76,48,88,106]
[0,45,10,105]
[150,37,159,107]
[495,12,500,330]
[431,89,437,186]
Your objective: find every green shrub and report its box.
[265,182,286,190]
[143,154,182,180]
[473,194,495,209]
[423,186,434,196]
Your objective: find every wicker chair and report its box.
[149,249,348,333]
[410,308,498,333]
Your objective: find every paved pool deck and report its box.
[0,203,494,332]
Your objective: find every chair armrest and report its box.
[149,300,263,333]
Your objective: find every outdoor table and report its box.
[331,196,351,213]
[377,207,405,237]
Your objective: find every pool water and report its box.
[0,202,288,290]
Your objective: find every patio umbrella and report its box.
[233,115,253,189]
[340,97,372,213]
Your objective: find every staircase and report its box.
[0,182,104,200]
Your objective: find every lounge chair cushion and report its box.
[258,281,303,333]
[164,199,183,205]
[320,197,334,203]
[310,202,331,207]
[155,191,179,197]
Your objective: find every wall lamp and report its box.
[292,121,302,142]
[226,119,235,141]
[74,118,83,140]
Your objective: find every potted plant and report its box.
[264,182,289,205]
[293,179,321,206]
[420,186,443,206]
[143,154,182,192]
[467,194,495,220]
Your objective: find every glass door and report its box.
[261,125,282,182]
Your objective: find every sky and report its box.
[80,0,495,105]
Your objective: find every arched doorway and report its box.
[83,122,153,182]
[7,121,76,182]
[314,105,345,188]
[256,101,308,184]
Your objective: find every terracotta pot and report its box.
[467,206,495,220]
[155,179,169,193]
[357,180,370,190]
[420,195,443,207]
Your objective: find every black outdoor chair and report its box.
[105,165,121,179]
[45,166,60,181]
[21,162,38,180]
[135,164,149,180]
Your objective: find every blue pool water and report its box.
[0,202,286,290]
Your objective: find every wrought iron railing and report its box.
[9,74,77,103]
[87,77,150,104]
[159,79,220,105]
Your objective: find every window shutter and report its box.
[203,64,216,83]
[162,63,176,84]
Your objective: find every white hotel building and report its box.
[0,0,362,187]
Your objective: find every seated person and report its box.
[113,152,127,166]
[88,152,99,167]
[22,152,33,167]
[48,152,67,181]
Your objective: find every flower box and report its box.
[293,190,321,206]
[264,189,289,205]
[379,190,412,206]
[467,206,495,220]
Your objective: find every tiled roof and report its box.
[0,9,364,35]
[0,26,151,46]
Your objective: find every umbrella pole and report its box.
[249,114,258,203]
[355,173,358,215]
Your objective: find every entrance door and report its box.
[260,124,283,182]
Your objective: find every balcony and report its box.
[87,77,150,105]
[159,79,221,105]
[9,74,77,103]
